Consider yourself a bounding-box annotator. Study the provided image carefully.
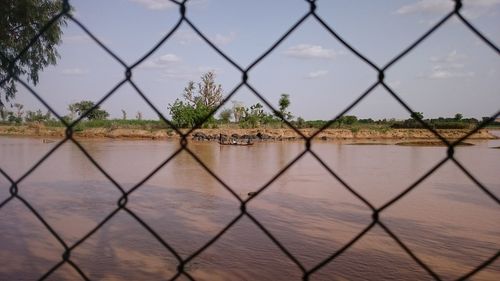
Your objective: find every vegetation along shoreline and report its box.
[0,125,496,142]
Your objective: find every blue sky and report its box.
[12,0,500,120]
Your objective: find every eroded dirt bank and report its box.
[0,125,496,141]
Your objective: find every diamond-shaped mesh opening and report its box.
[313,225,435,280]
[17,142,123,244]
[247,153,372,268]
[126,151,241,257]
[310,134,448,207]
[70,211,179,281]
[383,161,500,279]
[0,0,499,280]
[0,199,64,280]
[187,215,305,281]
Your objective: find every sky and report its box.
[9,0,500,121]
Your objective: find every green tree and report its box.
[168,71,223,128]
[240,103,267,128]
[13,103,24,118]
[336,115,358,126]
[219,108,232,123]
[295,117,305,128]
[278,93,292,121]
[454,113,463,121]
[1,0,68,105]
[69,100,109,120]
[25,109,50,122]
[168,99,212,128]
[411,111,424,120]
[121,109,127,120]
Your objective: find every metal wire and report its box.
[0,0,499,280]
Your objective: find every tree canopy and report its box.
[0,0,67,105]
[68,100,109,120]
[168,71,223,128]
[278,93,292,121]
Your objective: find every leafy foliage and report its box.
[0,0,68,105]
[68,100,109,120]
[25,109,51,122]
[168,71,222,128]
[278,93,292,121]
[219,108,232,123]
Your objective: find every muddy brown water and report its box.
[0,134,499,281]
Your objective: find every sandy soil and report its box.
[0,124,496,141]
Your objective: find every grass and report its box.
[44,119,170,130]
[2,118,498,131]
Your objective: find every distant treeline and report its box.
[290,115,499,130]
[1,71,499,130]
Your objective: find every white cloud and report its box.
[142,53,181,68]
[396,0,500,15]
[426,51,474,79]
[428,68,474,79]
[173,29,201,45]
[285,44,339,60]
[61,68,89,76]
[130,0,175,10]
[427,50,475,79]
[306,70,328,79]
[172,29,236,46]
[130,0,208,10]
[396,0,452,15]
[429,50,467,63]
[212,32,237,45]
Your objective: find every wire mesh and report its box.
[0,0,499,280]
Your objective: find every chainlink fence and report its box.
[0,0,499,280]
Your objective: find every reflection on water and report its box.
[0,136,499,280]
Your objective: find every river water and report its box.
[0,134,499,281]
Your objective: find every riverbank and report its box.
[0,124,497,141]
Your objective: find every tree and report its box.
[278,93,292,121]
[232,101,246,123]
[25,109,50,122]
[454,113,463,121]
[0,105,8,121]
[249,103,265,118]
[1,0,68,105]
[296,117,305,128]
[136,111,142,120]
[219,108,232,123]
[68,103,78,120]
[182,71,223,108]
[339,115,358,125]
[13,103,24,118]
[168,71,223,128]
[411,111,424,120]
[68,100,109,120]
[121,109,127,120]
[168,99,213,128]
